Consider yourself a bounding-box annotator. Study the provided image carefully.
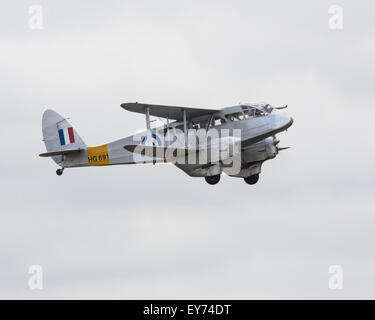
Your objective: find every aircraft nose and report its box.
[289,116,294,127]
[275,112,293,131]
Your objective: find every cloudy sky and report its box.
[0,0,374,299]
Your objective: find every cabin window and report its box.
[209,116,226,127]
[191,122,201,130]
[216,117,225,126]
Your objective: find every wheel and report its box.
[244,174,259,185]
[56,169,64,176]
[205,175,221,185]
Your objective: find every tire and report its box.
[205,175,221,185]
[56,169,63,176]
[244,174,259,185]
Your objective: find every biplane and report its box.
[40,102,293,185]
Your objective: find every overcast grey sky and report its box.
[0,0,374,299]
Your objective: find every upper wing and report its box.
[120,102,220,121]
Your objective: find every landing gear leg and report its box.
[205,174,221,185]
[56,168,64,176]
[244,174,259,185]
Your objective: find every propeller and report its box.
[272,134,291,152]
[276,104,288,110]
[277,146,291,151]
[258,137,290,155]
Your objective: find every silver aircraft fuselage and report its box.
[41,102,293,184]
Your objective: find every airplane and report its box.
[39,102,293,185]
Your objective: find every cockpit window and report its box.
[244,103,274,116]
[225,104,273,121]
[254,108,266,117]
[264,104,273,113]
[244,108,254,118]
[225,112,244,121]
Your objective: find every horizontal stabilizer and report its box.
[39,148,84,157]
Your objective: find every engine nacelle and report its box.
[264,136,278,159]
[229,161,262,178]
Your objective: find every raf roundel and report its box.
[141,133,161,146]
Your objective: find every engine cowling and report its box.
[264,136,278,159]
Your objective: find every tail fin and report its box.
[41,109,86,165]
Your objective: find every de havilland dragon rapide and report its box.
[40,102,293,185]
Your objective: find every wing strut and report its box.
[183,109,188,148]
[145,106,151,130]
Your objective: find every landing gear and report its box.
[205,174,221,185]
[56,168,64,176]
[244,174,259,185]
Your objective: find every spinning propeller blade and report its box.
[276,105,288,110]
[277,146,291,151]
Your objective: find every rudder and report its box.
[42,109,86,165]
